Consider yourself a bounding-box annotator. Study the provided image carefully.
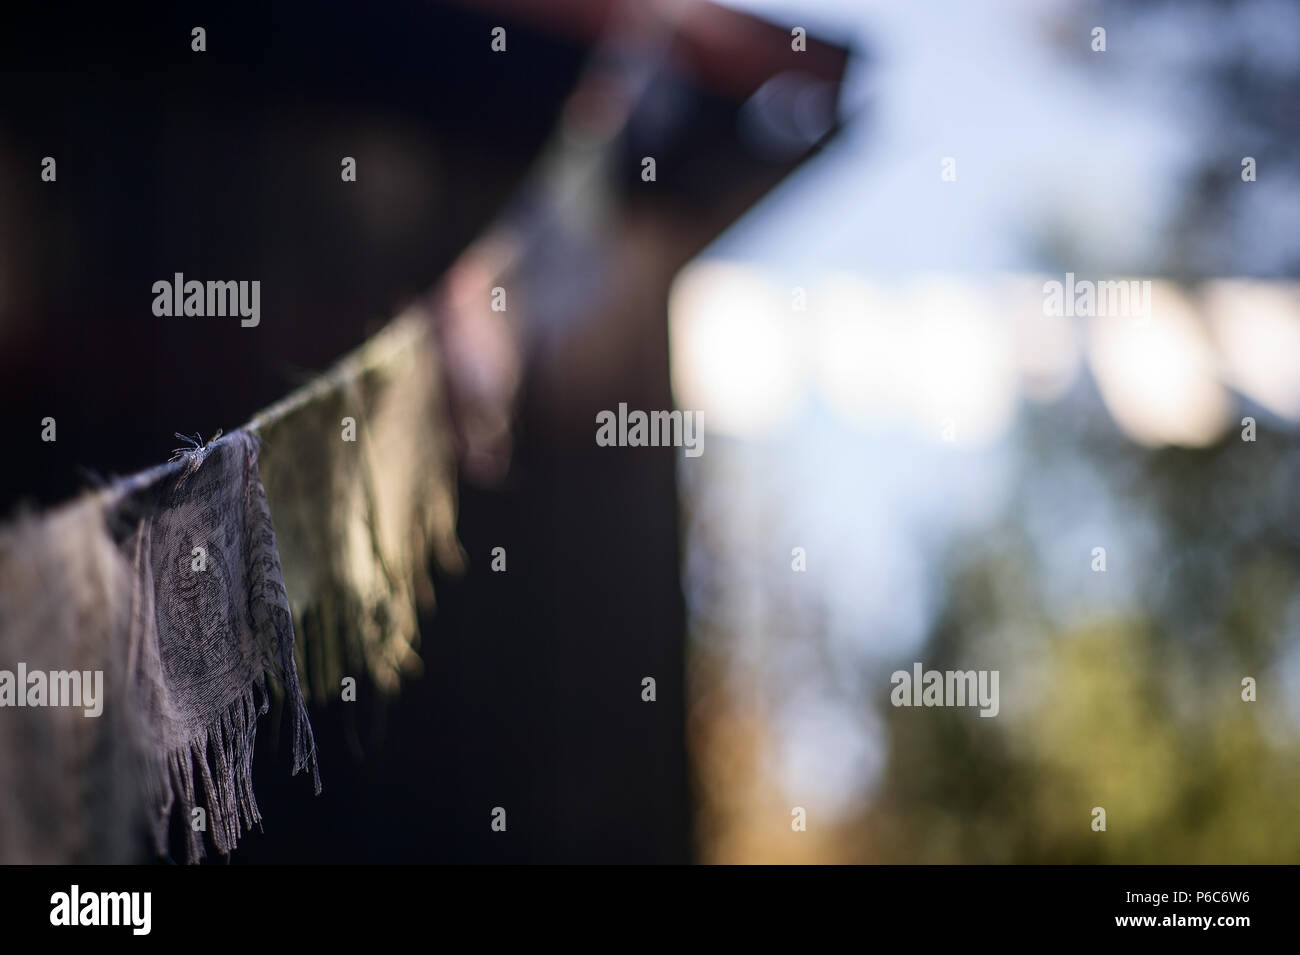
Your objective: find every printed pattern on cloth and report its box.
[114,430,320,861]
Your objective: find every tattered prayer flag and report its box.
[0,499,142,863]
[250,310,463,700]
[110,430,319,862]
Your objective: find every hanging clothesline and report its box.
[0,305,462,863]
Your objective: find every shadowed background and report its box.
[0,0,847,862]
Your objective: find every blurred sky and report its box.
[711,0,1300,276]
[676,0,1300,825]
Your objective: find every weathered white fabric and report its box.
[251,310,463,700]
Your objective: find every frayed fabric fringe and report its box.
[150,677,314,862]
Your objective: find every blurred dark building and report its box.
[0,0,847,862]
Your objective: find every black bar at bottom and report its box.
[0,864,1283,940]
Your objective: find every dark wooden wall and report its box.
[0,0,845,863]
